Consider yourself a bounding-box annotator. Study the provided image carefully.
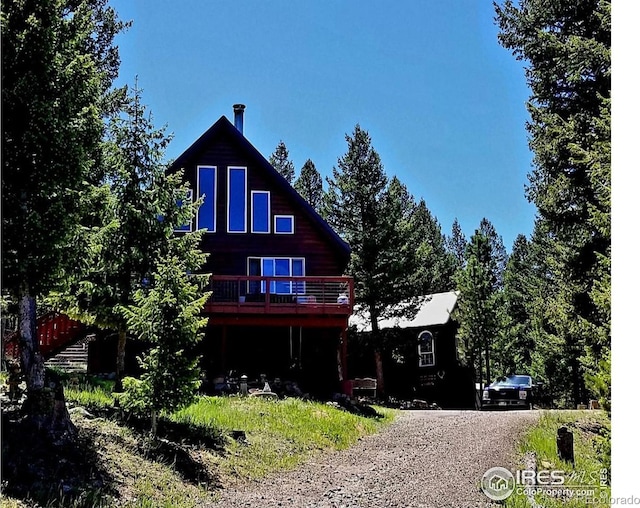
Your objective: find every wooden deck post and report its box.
[220,325,228,374]
[338,327,349,394]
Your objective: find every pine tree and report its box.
[496,0,611,406]
[493,234,536,375]
[1,0,125,436]
[454,226,502,386]
[294,159,324,210]
[325,125,417,395]
[525,221,584,406]
[446,219,468,272]
[119,253,210,437]
[269,140,295,183]
[478,218,507,291]
[55,83,204,389]
[381,177,420,311]
[411,199,457,294]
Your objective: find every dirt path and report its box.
[208,409,539,508]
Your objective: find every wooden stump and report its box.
[557,426,574,464]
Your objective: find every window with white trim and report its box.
[274,215,294,234]
[247,257,305,294]
[197,166,216,232]
[174,189,193,232]
[227,166,247,232]
[418,331,435,367]
[251,191,270,233]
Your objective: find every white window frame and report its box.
[227,166,247,233]
[418,331,435,367]
[196,165,217,233]
[173,189,193,232]
[251,190,271,234]
[274,214,295,234]
[246,256,306,294]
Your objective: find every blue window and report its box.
[228,167,247,232]
[275,258,290,294]
[292,258,304,276]
[274,215,294,234]
[292,258,305,294]
[174,189,193,232]
[261,258,275,293]
[249,257,305,294]
[251,191,270,233]
[197,166,216,232]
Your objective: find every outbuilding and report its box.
[348,291,476,408]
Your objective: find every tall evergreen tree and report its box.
[446,218,468,272]
[55,84,204,389]
[524,221,585,406]
[325,125,416,395]
[493,234,536,375]
[411,199,457,294]
[496,0,611,405]
[1,0,125,435]
[454,226,502,386]
[294,159,324,211]
[381,177,420,310]
[269,140,295,183]
[478,218,507,291]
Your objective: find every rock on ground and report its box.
[208,409,539,508]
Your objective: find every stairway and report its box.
[44,337,92,373]
[4,312,86,363]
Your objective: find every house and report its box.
[4,106,353,397]
[348,291,476,408]
[164,105,354,397]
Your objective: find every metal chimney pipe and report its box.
[233,104,245,133]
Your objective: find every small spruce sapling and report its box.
[119,254,210,437]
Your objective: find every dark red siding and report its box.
[173,123,348,277]
[166,114,352,396]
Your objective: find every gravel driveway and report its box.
[209,409,539,508]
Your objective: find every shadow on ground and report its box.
[2,406,225,507]
[2,406,116,507]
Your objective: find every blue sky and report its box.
[109,0,536,250]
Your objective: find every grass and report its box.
[505,410,611,508]
[3,387,395,508]
[172,396,395,481]
[65,384,115,412]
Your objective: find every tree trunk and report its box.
[570,356,584,407]
[18,289,76,442]
[19,291,44,392]
[370,307,385,398]
[151,409,158,439]
[115,326,127,391]
[373,349,385,398]
[484,340,491,387]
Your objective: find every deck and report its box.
[204,275,354,326]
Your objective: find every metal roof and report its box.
[348,291,459,332]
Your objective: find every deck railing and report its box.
[3,312,85,361]
[206,275,354,315]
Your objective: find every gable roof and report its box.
[348,291,459,332]
[168,115,351,260]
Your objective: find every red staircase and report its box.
[3,312,85,361]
